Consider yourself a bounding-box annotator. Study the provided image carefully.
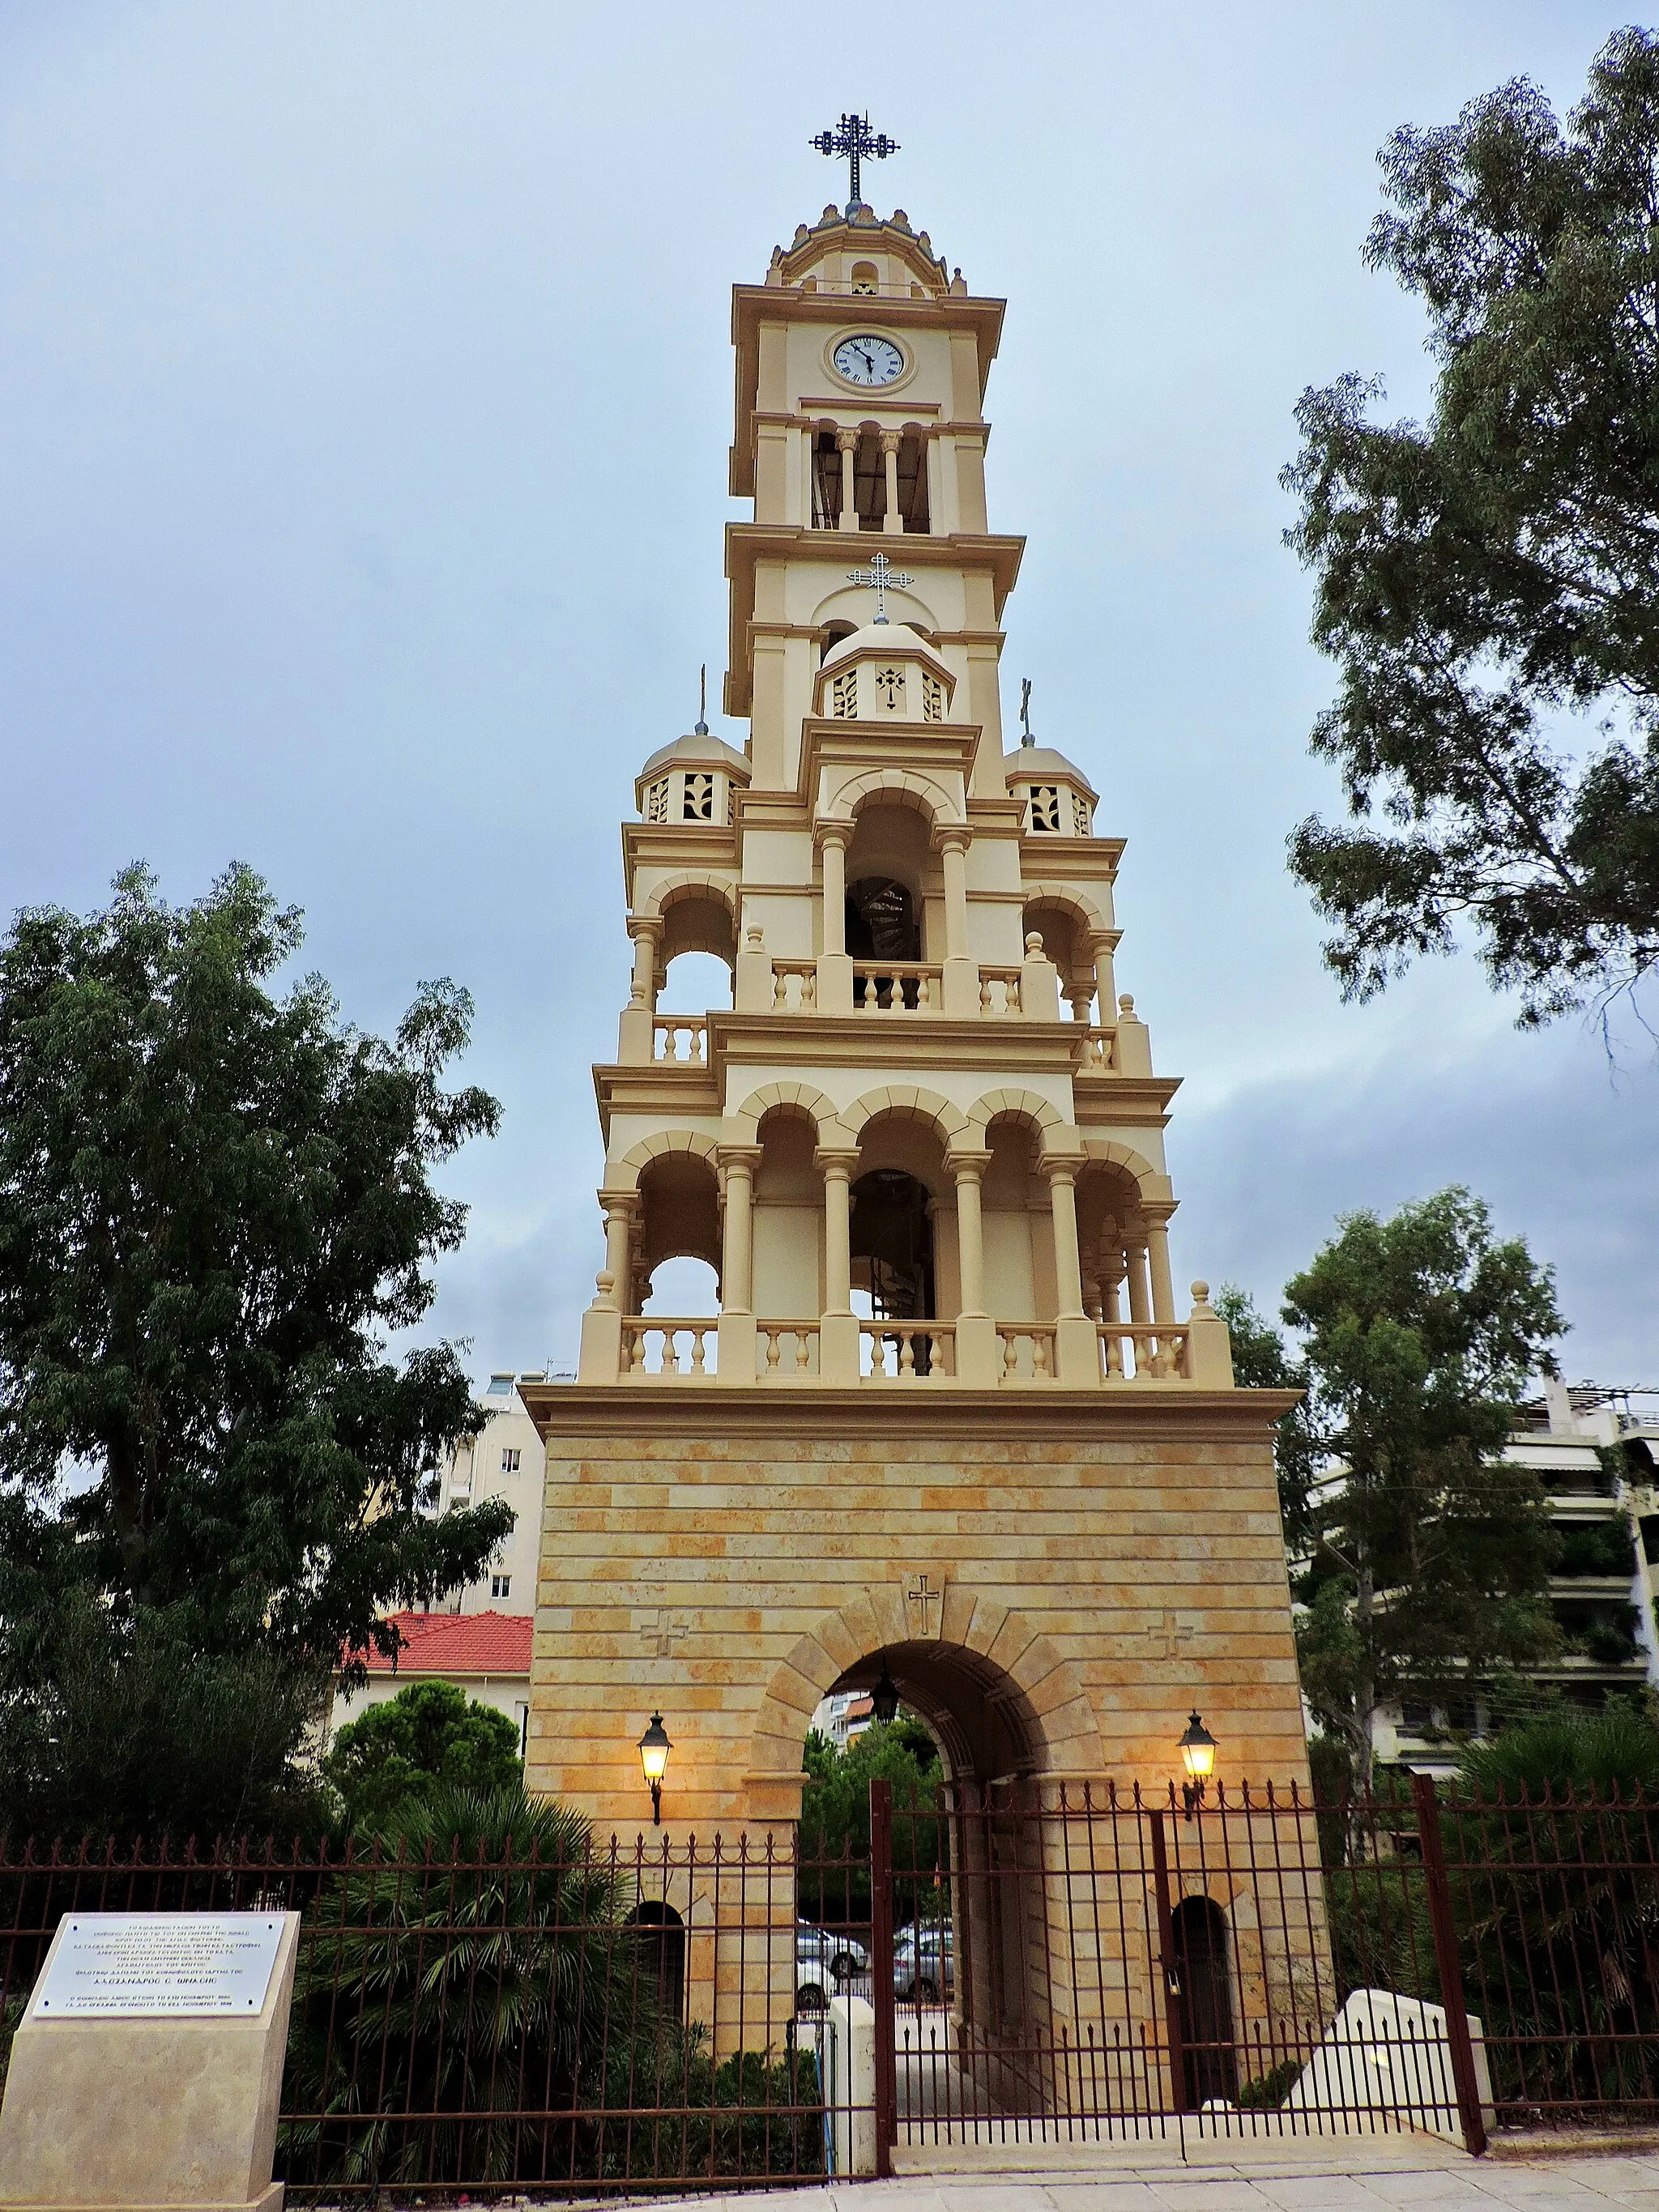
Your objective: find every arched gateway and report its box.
[518,200,1316,2132]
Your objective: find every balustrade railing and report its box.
[996,1324,1057,1381]
[859,1322,955,1379]
[770,961,817,1012]
[1077,1025,1118,1071]
[622,1318,718,1376]
[651,1016,708,1064]
[853,961,943,1012]
[1098,1322,1188,1379]
[757,1321,819,1377]
[977,966,1023,1014]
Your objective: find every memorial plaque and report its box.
[36,1912,286,2018]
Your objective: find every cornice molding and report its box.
[521,1383,1299,1446]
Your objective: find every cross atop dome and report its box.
[846,551,913,624]
[809,112,899,215]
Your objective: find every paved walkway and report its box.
[636,2135,1659,2212]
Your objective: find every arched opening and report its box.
[847,800,932,1004]
[753,1106,822,1325]
[625,1900,686,2027]
[642,1255,719,1315]
[636,1154,721,1318]
[1022,901,1095,1021]
[818,619,857,667]
[980,1117,1046,1332]
[851,1170,934,1326]
[850,260,879,295]
[657,890,736,1014]
[1171,1896,1237,2108]
[819,1639,1045,2053]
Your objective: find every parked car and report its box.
[893,1920,954,2004]
[795,1920,870,2012]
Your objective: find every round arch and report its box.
[967,1088,1066,1149]
[727,1083,851,1149]
[1080,1136,1171,1208]
[827,767,962,829]
[808,585,940,636]
[839,1085,970,1150]
[748,1583,1107,1794]
[638,873,739,929]
[1019,881,1111,941]
[606,1127,722,1196]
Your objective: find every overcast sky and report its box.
[2,2,1652,1388]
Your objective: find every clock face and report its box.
[832,334,906,387]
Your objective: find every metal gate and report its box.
[861,1774,1528,2166]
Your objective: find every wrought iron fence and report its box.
[3,1777,1659,2192]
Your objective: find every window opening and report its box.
[681,772,715,820]
[895,431,930,531]
[923,674,944,722]
[846,876,919,964]
[500,1447,521,1474]
[812,430,843,528]
[491,1573,512,1600]
[626,1903,687,2023]
[1024,784,1062,832]
[1072,791,1092,836]
[851,1168,936,1371]
[831,671,856,718]
[1171,1897,1237,2108]
[642,778,669,824]
[851,261,879,296]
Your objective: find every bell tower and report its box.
[522,195,1307,1835]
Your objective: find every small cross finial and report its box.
[809,112,899,215]
[695,663,708,735]
[847,550,913,624]
[1020,677,1034,747]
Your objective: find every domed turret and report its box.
[636,727,752,827]
[813,622,956,724]
[1004,742,1098,837]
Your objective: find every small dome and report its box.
[638,730,752,785]
[1003,746,1098,802]
[821,621,935,672]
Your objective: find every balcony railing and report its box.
[652,1016,709,1064]
[758,1321,819,1376]
[860,1322,956,1379]
[622,1318,717,1375]
[1098,1323,1188,1379]
[607,1316,1204,1385]
[853,962,944,1012]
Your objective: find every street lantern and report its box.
[638,1712,672,1826]
[1179,1711,1217,1819]
[871,1666,901,1725]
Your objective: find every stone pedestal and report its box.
[0,1913,301,2212]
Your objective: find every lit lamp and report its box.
[1179,1711,1217,1820]
[638,1711,672,1826]
[871,1666,901,1725]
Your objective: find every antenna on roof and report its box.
[695,663,709,736]
[1020,677,1035,747]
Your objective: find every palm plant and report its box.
[281,1782,651,2189]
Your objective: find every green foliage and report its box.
[1214,1285,1320,1550]
[1557,1521,1636,1579]
[798,1718,941,1925]
[1450,1703,1659,2108]
[1282,29,1659,1024]
[283,1780,823,2189]
[0,864,511,1840]
[0,1592,328,1846]
[322,1681,522,1835]
[1236,2057,1303,2109]
[284,1784,642,2188]
[1285,1189,1565,1779]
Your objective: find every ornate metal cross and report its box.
[810,113,899,213]
[847,551,913,624]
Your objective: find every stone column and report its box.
[816,822,853,1011]
[880,428,904,535]
[1124,1223,1153,1328]
[949,1149,997,1385]
[1143,1207,1177,1327]
[1098,1218,1127,1375]
[717,1148,761,1383]
[837,428,859,532]
[618,918,660,1061]
[578,1192,638,1381]
[1089,931,1118,1021]
[936,826,979,1016]
[1045,1158,1099,1384]
[817,1149,859,1384]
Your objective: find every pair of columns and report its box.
[834,427,907,536]
[814,823,969,963]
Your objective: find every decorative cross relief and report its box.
[903,1571,945,1639]
[636,1605,691,1659]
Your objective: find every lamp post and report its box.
[1178,1711,1216,1821]
[638,1711,672,1826]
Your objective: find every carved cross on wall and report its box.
[904,1571,945,1639]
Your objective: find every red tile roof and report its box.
[352,1610,533,1678]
